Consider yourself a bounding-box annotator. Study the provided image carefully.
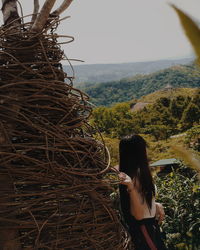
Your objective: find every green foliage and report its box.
[81,64,200,106]
[156,165,200,249]
[139,88,196,103]
[181,103,200,129]
[91,103,137,138]
[103,133,188,169]
[142,125,169,140]
[172,5,200,65]
[91,91,200,140]
[170,96,191,120]
[102,136,119,166]
[185,125,200,152]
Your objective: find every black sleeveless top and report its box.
[128,216,166,250]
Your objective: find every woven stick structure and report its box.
[0,17,131,249]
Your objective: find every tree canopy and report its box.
[81,64,200,106]
[91,89,200,140]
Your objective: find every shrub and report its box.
[155,165,200,249]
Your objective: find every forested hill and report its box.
[64,57,192,86]
[79,64,200,106]
[91,88,200,139]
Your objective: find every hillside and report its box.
[138,87,198,103]
[64,57,193,86]
[80,64,200,106]
[130,87,198,112]
[91,87,200,140]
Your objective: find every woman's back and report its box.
[118,134,166,249]
[129,177,156,220]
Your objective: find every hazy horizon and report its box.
[63,54,194,67]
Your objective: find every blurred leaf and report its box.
[186,231,193,237]
[176,242,187,248]
[171,4,200,65]
[192,184,199,193]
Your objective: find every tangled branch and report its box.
[0,18,130,249]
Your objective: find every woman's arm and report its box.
[118,172,134,190]
[118,172,147,219]
[155,202,165,224]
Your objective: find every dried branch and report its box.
[0,20,130,249]
[51,0,74,16]
[31,0,56,32]
[1,0,20,25]
[31,0,40,24]
[0,1,21,248]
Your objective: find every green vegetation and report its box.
[156,165,200,249]
[97,90,200,250]
[172,5,200,65]
[105,129,200,249]
[102,111,200,249]
[94,88,200,249]
[185,125,200,152]
[91,103,135,138]
[81,64,200,106]
[91,88,200,140]
[103,132,198,168]
[138,88,197,103]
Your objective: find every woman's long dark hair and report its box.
[119,134,155,224]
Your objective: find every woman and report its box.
[118,134,166,250]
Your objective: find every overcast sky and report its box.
[1,0,199,64]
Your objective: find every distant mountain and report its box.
[79,64,200,107]
[63,58,193,86]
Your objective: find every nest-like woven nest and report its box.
[0,18,131,249]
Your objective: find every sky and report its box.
[1,0,200,65]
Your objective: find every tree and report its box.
[185,125,200,152]
[142,124,169,140]
[0,1,129,249]
[91,103,136,137]
[181,103,200,129]
[170,96,190,120]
